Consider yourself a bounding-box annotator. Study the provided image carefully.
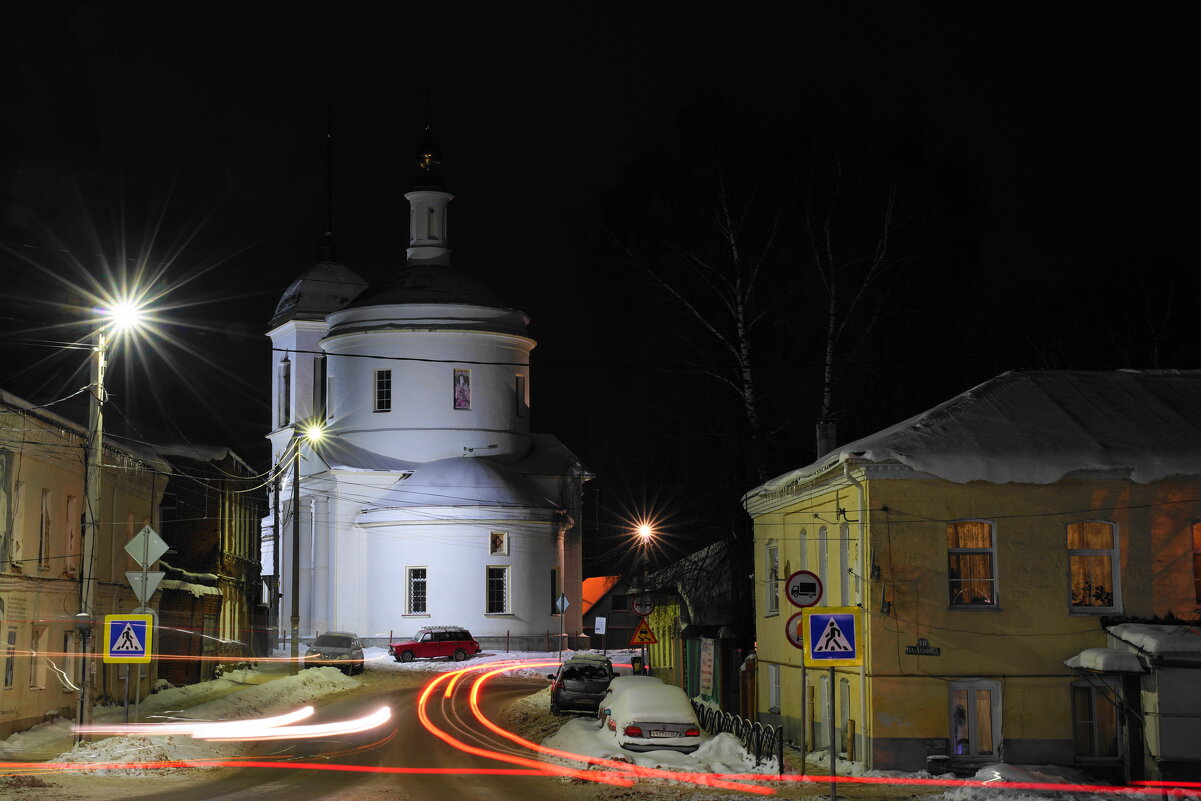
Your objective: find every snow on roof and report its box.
[1107,623,1201,657]
[311,435,418,472]
[582,576,621,614]
[753,370,1201,491]
[159,579,221,598]
[1062,647,1146,673]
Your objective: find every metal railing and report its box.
[690,700,784,773]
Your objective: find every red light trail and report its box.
[2,657,1192,799]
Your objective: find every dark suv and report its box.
[547,653,615,715]
[389,626,480,662]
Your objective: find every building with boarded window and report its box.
[743,370,1201,781]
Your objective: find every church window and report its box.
[407,568,427,615]
[374,370,392,413]
[428,208,439,240]
[549,568,560,615]
[3,628,13,688]
[486,566,510,614]
[515,375,527,418]
[278,357,291,426]
[313,356,327,419]
[489,531,508,555]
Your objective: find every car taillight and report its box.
[684,728,700,737]
[623,726,643,737]
[607,719,616,730]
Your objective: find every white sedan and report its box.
[604,683,704,754]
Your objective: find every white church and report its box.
[262,128,587,648]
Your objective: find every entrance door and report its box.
[949,680,1001,759]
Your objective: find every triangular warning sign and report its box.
[112,623,144,653]
[812,618,852,653]
[629,619,658,645]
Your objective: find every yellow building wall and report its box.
[753,468,1201,771]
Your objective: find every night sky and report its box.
[1,5,1198,571]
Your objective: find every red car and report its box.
[389,626,481,662]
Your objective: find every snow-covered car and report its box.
[547,653,615,715]
[389,626,480,662]
[605,683,703,753]
[598,674,663,726]
[303,631,365,674]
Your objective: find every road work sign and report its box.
[802,606,863,667]
[103,613,154,664]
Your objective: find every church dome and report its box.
[345,262,515,310]
[270,259,368,329]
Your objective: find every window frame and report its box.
[948,679,1002,760]
[765,542,780,616]
[374,369,392,413]
[406,566,428,615]
[767,662,781,712]
[485,565,510,615]
[278,357,291,426]
[947,519,999,609]
[38,489,51,570]
[1071,678,1121,760]
[1066,520,1121,615]
[1193,521,1201,609]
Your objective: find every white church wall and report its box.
[322,322,535,462]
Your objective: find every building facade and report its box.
[157,447,266,685]
[263,130,588,647]
[744,370,1201,780]
[0,389,167,738]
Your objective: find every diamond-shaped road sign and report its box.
[125,525,168,568]
[555,593,570,613]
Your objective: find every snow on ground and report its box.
[0,647,1169,801]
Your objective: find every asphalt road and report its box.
[116,671,566,801]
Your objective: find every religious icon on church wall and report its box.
[453,369,471,410]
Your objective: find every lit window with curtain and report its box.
[1192,522,1201,608]
[947,520,996,606]
[1067,521,1119,613]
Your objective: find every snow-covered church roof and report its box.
[270,259,368,328]
[754,369,1201,491]
[369,456,551,509]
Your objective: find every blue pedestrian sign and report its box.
[801,607,863,667]
[103,613,154,664]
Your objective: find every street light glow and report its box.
[636,523,654,542]
[301,421,326,442]
[102,299,146,332]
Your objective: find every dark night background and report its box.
[1,4,1198,576]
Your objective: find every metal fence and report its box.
[690,701,784,773]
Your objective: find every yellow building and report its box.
[0,389,168,738]
[744,371,1201,779]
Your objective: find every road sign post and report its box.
[800,607,863,800]
[556,593,570,660]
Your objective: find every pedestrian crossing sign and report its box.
[103,614,154,664]
[802,607,863,667]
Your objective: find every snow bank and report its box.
[51,667,358,773]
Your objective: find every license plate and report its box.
[649,730,675,738]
